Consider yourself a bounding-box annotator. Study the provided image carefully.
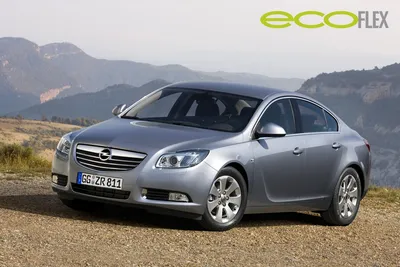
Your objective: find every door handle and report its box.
[332,142,342,149]
[293,147,304,155]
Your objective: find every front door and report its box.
[250,98,308,206]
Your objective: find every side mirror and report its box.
[112,104,126,116]
[255,122,286,138]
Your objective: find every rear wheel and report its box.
[59,198,104,212]
[321,168,361,226]
[200,167,247,231]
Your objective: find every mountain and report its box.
[0,37,304,115]
[10,80,171,121]
[298,63,400,187]
[0,38,83,113]
[39,42,222,92]
[0,72,37,114]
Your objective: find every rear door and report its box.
[292,99,344,199]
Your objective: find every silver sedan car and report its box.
[52,81,371,231]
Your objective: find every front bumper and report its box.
[51,150,218,219]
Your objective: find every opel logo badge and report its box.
[99,148,111,161]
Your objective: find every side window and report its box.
[296,100,327,133]
[136,92,182,118]
[258,99,295,134]
[324,110,338,131]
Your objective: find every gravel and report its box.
[0,175,399,267]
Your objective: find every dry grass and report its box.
[0,118,79,162]
[0,143,51,174]
[0,118,78,174]
[366,185,400,204]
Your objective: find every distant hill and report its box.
[0,38,83,113]
[0,37,304,115]
[0,72,38,114]
[298,63,400,187]
[10,80,171,121]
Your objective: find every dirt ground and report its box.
[0,174,399,267]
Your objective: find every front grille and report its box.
[75,144,146,172]
[71,183,131,200]
[144,189,170,201]
[56,174,68,186]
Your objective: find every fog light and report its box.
[52,174,58,184]
[169,192,189,202]
[141,188,148,198]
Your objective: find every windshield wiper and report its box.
[121,117,199,128]
[166,120,200,127]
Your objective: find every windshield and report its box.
[122,87,262,132]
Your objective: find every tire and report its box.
[199,167,248,231]
[321,168,362,226]
[59,197,104,212]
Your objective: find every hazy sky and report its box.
[1,0,399,79]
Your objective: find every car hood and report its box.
[72,117,242,154]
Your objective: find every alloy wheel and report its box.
[207,175,242,224]
[338,174,358,218]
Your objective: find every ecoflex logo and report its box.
[260,10,389,29]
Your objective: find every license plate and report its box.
[77,172,123,190]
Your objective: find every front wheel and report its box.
[321,168,362,226]
[199,167,248,231]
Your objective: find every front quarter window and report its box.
[324,110,339,132]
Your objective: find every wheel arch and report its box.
[222,161,249,191]
[346,163,366,197]
[328,161,366,200]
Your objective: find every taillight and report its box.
[364,139,370,152]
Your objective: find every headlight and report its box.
[155,150,209,168]
[56,134,72,157]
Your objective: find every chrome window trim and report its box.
[250,96,341,139]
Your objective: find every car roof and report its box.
[167,81,287,100]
